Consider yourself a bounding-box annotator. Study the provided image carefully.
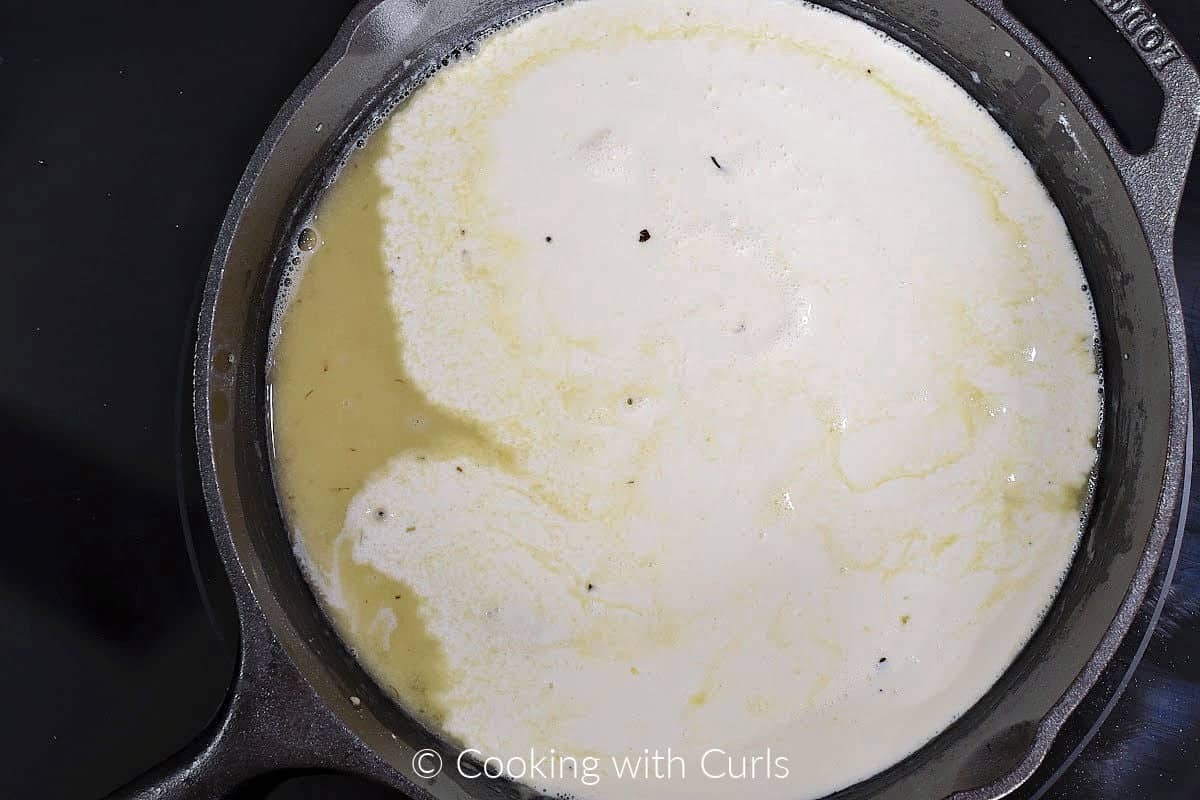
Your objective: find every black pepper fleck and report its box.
[710,155,723,170]
[638,229,651,243]
[545,235,553,243]
[878,657,887,663]
[456,465,464,473]
[587,583,595,592]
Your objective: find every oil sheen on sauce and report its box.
[269,1,1101,798]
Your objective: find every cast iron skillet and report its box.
[112,1,1200,798]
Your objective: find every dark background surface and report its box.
[1,1,1199,798]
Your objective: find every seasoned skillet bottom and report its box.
[270,1,1101,797]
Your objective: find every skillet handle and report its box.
[104,699,255,800]
[988,0,1200,249]
[1087,0,1200,244]
[103,625,397,800]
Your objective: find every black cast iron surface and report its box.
[1,1,1199,798]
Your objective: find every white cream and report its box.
[312,1,1099,798]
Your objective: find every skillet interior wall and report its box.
[223,1,1176,799]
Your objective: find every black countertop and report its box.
[1,1,1198,798]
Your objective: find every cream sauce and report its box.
[271,1,1100,798]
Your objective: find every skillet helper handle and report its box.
[1088,0,1200,243]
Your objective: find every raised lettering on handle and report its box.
[1098,0,1183,71]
